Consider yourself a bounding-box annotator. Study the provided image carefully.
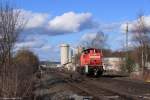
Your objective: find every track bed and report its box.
[35,68,150,100]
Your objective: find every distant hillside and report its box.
[40,61,60,65]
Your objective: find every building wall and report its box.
[103,57,124,71]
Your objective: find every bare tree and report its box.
[80,31,107,49]
[0,1,32,99]
[132,14,150,75]
[0,2,24,66]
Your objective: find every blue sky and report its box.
[12,0,150,61]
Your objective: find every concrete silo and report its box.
[60,44,69,65]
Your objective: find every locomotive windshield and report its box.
[82,48,100,53]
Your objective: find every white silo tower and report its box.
[60,44,69,65]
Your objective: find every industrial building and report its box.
[103,57,124,72]
[60,43,76,71]
[60,44,70,65]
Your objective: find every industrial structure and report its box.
[60,43,76,70]
[60,44,70,65]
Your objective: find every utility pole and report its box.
[126,23,128,55]
[125,22,129,69]
[139,16,145,75]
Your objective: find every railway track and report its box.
[47,71,119,100]
[65,79,119,100]
[43,68,150,100]
[91,77,150,97]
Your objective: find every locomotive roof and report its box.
[82,48,100,52]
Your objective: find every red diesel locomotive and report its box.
[78,48,103,76]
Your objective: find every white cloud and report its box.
[100,22,121,32]
[47,12,97,35]
[40,45,52,51]
[120,15,150,33]
[19,10,97,35]
[120,22,136,33]
[14,34,60,61]
[20,9,49,29]
[81,33,97,41]
[14,35,46,50]
[15,40,43,49]
[120,15,150,49]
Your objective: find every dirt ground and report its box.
[34,73,91,100]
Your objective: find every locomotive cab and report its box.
[79,48,103,76]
